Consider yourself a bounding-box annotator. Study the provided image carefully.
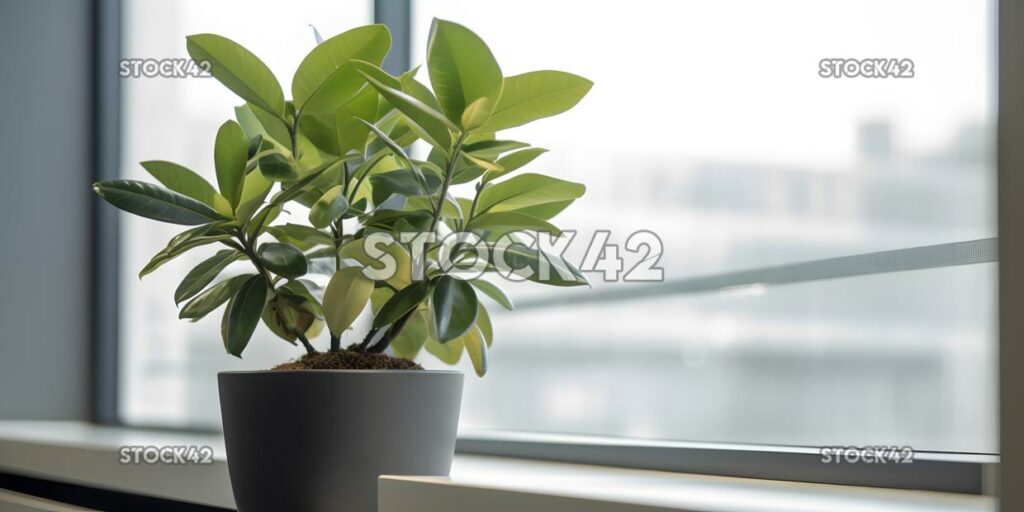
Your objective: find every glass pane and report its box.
[409,0,997,452]
[119,0,373,427]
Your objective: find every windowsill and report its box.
[0,421,996,512]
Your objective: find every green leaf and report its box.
[257,153,297,181]
[481,70,592,132]
[308,185,350,228]
[257,242,308,279]
[140,161,232,216]
[369,169,441,206]
[476,302,493,347]
[266,159,341,208]
[322,266,375,336]
[430,275,478,342]
[491,244,589,287]
[187,34,285,117]
[267,223,334,249]
[373,280,433,329]
[462,153,502,172]
[139,223,233,278]
[476,173,585,214]
[93,180,227,225]
[357,68,454,150]
[339,236,414,288]
[469,211,561,237]
[292,25,391,112]
[468,279,513,311]
[462,325,488,376]
[463,139,529,159]
[390,309,430,359]
[425,337,463,364]
[174,249,243,304]
[179,274,252,320]
[483,148,547,183]
[301,86,378,156]
[235,103,290,148]
[513,199,574,220]
[223,275,269,357]
[214,121,248,207]
[235,170,273,222]
[426,19,503,129]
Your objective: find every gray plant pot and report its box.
[218,370,463,512]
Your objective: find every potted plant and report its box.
[94,19,591,511]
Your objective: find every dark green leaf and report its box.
[266,223,334,249]
[179,274,252,320]
[224,275,269,357]
[430,275,478,342]
[491,244,589,287]
[174,249,243,304]
[373,280,433,329]
[258,153,297,181]
[257,242,307,278]
[93,180,228,225]
[141,161,232,216]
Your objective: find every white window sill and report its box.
[0,421,996,512]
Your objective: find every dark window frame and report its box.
[91,0,1003,495]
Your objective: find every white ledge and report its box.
[0,421,997,512]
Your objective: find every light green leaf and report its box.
[462,153,503,172]
[175,249,243,304]
[139,223,233,278]
[484,147,547,183]
[339,236,413,288]
[186,34,285,117]
[425,336,463,365]
[257,242,307,279]
[93,180,228,225]
[141,161,232,216]
[476,302,493,347]
[223,275,269,357]
[357,68,454,150]
[468,211,560,237]
[267,224,334,249]
[481,70,592,132]
[426,19,503,129]
[462,325,488,376]
[476,173,585,214]
[390,309,429,359]
[292,25,391,112]
[179,274,252,320]
[214,121,248,207]
[468,278,513,311]
[322,266,375,336]
[235,169,273,222]
[309,185,349,228]
[430,275,478,342]
[235,103,290,148]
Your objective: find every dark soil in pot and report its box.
[271,344,423,371]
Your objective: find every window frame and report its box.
[91,0,1006,495]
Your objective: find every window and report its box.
[117,0,997,457]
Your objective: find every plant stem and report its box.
[330,334,341,352]
[296,331,317,355]
[429,132,469,235]
[366,307,417,354]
